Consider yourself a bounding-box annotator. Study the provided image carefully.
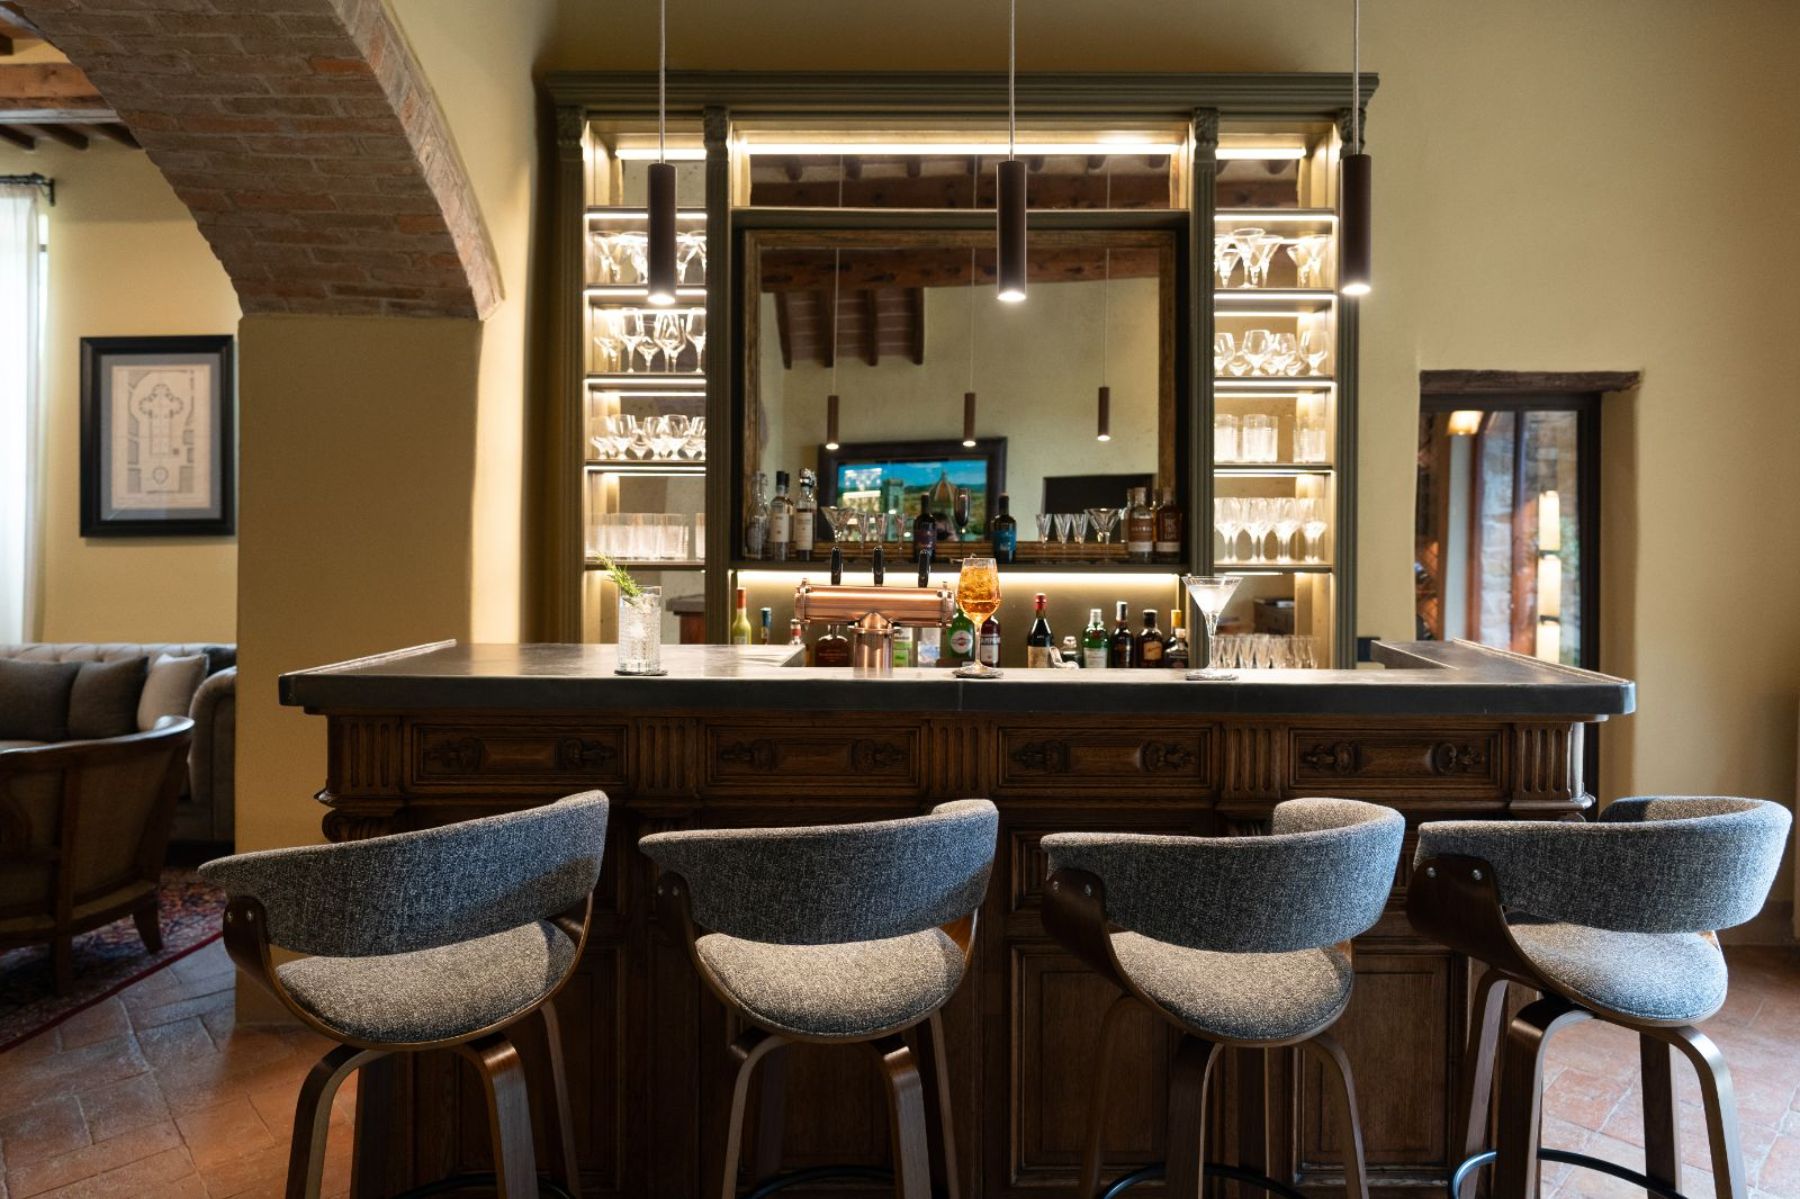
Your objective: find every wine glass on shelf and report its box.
[1214,497,1243,563]
[614,231,648,284]
[1226,229,1264,286]
[1248,233,1283,287]
[1300,234,1332,287]
[653,312,688,372]
[1301,500,1330,563]
[953,558,1004,678]
[1086,507,1120,546]
[683,415,706,460]
[1213,234,1241,289]
[1273,499,1302,561]
[1241,328,1273,376]
[1054,513,1074,546]
[821,505,850,546]
[1213,331,1236,377]
[1242,497,1274,563]
[1284,237,1314,289]
[592,310,624,373]
[1068,511,1091,548]
[685,310,707,371]
[616,310,647,374]
[1182,574,1243,681]
[1035,513,1055,555]
[1300,327,1330,376]
[1271,332,1301,377]
[677,231,706,284]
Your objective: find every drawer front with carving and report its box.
[1289,728,1502,795]
[410,724,627,789]
[703,726,922,794]
[995,726,1213,797]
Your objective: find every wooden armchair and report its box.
[0,717,195,993]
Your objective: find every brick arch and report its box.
[14,0,499,318]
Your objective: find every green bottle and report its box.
[946,609,977,665]
[1081,607,1109,669]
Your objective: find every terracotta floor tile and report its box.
[171,1099,274,1170]
[76,1074,170,1144]
[1759,1134,1800,1196]
[50,1004,129,1054]
[0,1099,90,1170]
[1546,1066,1634,1133]
[4,1122,182,1199]
[136,1020,216,1075]
[29,1146,195,1199]
[123,991,234,1036]
[0,1038,151,1114]
[194,1140,288,1198]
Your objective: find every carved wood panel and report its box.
[408,722,627,790]
[702,724,921,795]
[1290,728,1502,797]
[995,725,1213,797]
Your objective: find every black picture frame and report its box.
[80,335,236,537]
[816,437,1007,515]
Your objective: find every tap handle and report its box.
[917,549,931,588]
[831,545,844,586]
[872,546,885,586]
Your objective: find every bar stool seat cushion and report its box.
[1507,919,1727,1024]
[1110,932,1355,1042]
[277,920,577,1044]
[695,927,964,1039]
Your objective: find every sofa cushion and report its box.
[138,653,207,732]
[68,657,149,740]
[0,659,81,742]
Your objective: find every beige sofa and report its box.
[0,643,235,845]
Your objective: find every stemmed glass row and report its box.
[1215,329,1330,378]
[1214,230,1331,289]
[591,413,705,462]
[592,309,706,374]
[1215,497,1328,563]
[587,230,707,286]
[1211,633,1322,670]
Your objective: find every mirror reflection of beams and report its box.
[743,229,1177,528]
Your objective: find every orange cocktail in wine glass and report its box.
[953,557,1003,679]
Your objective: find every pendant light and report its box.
[1339,0,1372,297]
[995,0,1027,303]
[645,0,678,306]
[963,248,980,446]
[825,248,842,450]
[1096,248,1112,442]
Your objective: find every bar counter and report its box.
[281,640,1633,1199]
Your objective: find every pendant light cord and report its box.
[832,247,841,392]
[1351,0,1361,153]
[968,247,977,390]
[1007,0,1017,159]
[1101,248,1110,384]
[657,0,667,162]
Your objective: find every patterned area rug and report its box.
[0,869,225,1052]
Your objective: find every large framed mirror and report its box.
[740,228,1177,557]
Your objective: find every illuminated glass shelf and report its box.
[1215,464,1334,476]
[585,460,706,475]
[586,559,706,571]
[586,372,706,390]
[1215,376,1335,391]
[1218,563,1333,575]
[585,285,707,301]
[1216,288,1337,314]
[585,207,707,222]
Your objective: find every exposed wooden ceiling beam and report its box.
[760,246,1160,292]
[862,288,879,367]
[906,288,925,366]
[0,123,34,150]
[30,122,87,150]
[89,122,139,148]
[0,63,112,123]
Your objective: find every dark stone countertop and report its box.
[279,639,1635,719]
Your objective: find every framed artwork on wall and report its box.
[816,437,1007,532]
[79,335,235,537]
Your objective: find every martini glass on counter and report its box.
[1182,574,1242,681]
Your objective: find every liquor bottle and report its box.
[759,607,773,645]
[1026,593,1056,668]
[912,492,938,564]
[788,618,806,647]
[1082,608,1110,669]
[946,608,977,665]
[794,468,818,561]
[1135,609,1166,668]
[1165,609,1190,671]
[745,471,770,560]
[928,470,957,543]
[991,493,1019,564]
[1154,488,1184,563]
[978,614,1001,667]
[1060,635,1082,668]
[1125,487,1155,563]
[815,623,851,667]
[768,470,794,562]
[1108,601,1134,668]
[729,587,753,645]
[892,625,914,668]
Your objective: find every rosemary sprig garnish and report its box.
[595,554,643,599]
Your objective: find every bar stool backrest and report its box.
[640,799,998,945]
[200,792,610,957]
[1415,796,1789,935]
[1044,797,1404,953]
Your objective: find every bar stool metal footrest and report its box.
[744,1165,895,1197]
[391,1174,576,1199]
[1452,1149,1688,1199]
[1099,1161,1311,1199]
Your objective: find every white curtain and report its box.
[0,183,44,644]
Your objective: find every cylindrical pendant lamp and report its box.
[645,0,678,306]
[963,391,978,448]
[996,158,1027,303]
[825,393,841,451]
[1096,386,1112,442]
[1340,152,1371,296]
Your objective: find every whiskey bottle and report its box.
[814,623,851,667]
[1165,609,1191,671]
[768,470,794,562]
[979,614,1001,667]
[1026,593,1056,668]
[1108,601,1134,668]
[745,471,770,560]
[1060,635,1082,668]
[1125,487,1155,563]
[912,492,938,563]
[1135,609,1166,668]
[1082,608,1110,669]
[729,587,753,645]
[794,468,818,561]
[991,493,1019,564]
[1154,488,1184,563]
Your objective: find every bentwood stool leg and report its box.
[871,1035,933,1199]
[1164,1035,1225,1199]
[1656,1026,1748,1199]
[539,999,584,1199]
[1493,997,1591,1199]
[1078,994,1138,1199]
[1640,1035,1682,1199]
[753,1042,789,1181]
[1305,1034,1369,1199]
[912,1011,962,1199]
[287,1045,385,1199]
[459,1032,541,1199]
[1456,970,1511,1199]
[721,1029,784,1199]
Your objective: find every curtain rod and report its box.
[0,173,54,205]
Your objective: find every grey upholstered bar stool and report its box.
[1042,798,1404,1199]
[641,799,998,1199]
[1409,797,1790,1199]
[201,791,610,1199]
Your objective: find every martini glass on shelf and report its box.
[1086,507,1120,547]
[953,557,1003,679]
[1182,574,1243,681]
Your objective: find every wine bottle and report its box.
[729,587,753,645]
[1154,487,1184,563]
[744,471,770,560]
[794,467,818,561]
[979,614,1001,667]
[769,470,794,562]
[912,492,938,563]
[991,493,1019,564]
[1082,608,1109,669]
[1165,609,1191,671]
[1108,600,1134,668]
[1135,609,1165,668]
[1026,592,1055,668]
